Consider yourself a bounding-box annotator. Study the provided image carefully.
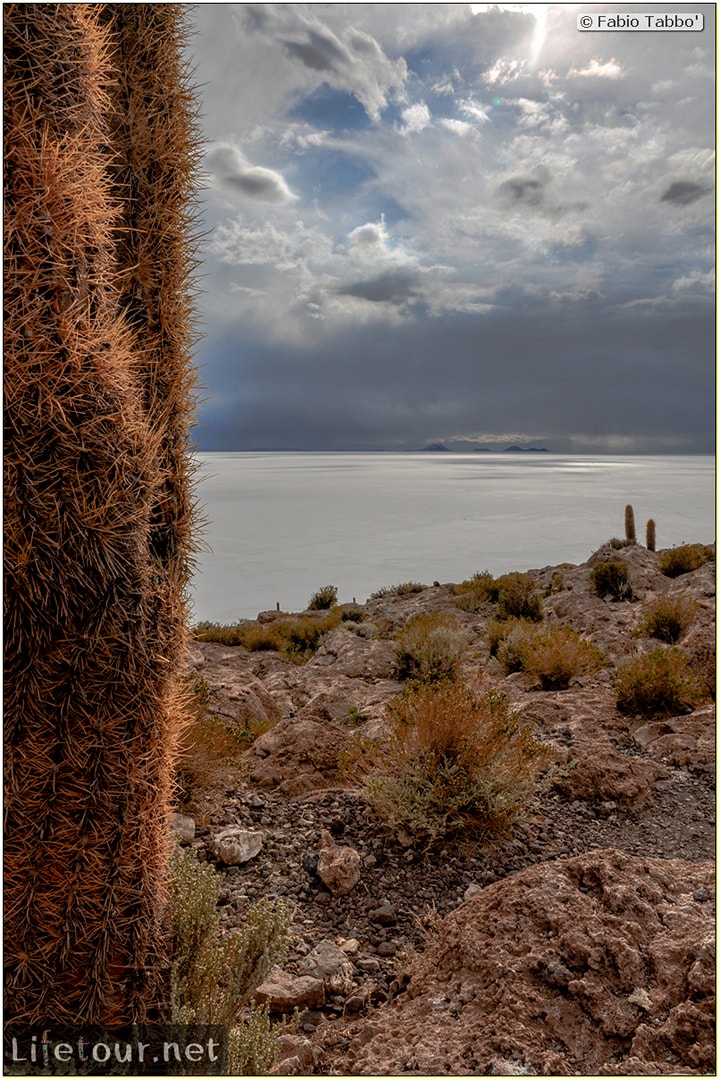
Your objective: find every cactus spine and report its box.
[624,504,636,545]
[646,519,656,552]
[4,3,199,1027]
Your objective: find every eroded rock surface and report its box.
[318,850,714,1076]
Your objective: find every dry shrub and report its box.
[169,849,292,1071]
[454,570,499,611]
[522,626,605,690]
[615,647,708,717]
[175,677,269,808]
[392,612,470,683]
[495,623,604,689]
[495,620,537,673]
[194,608,354,660]
[589,560,633,601]
[495,572,543,621]
[307,584,338,610]
[657,544,715,578]
[639,595,697,644]
[365,681,551,844]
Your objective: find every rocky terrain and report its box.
[179,542,715,1075]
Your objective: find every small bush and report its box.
[615,647,707,717]
[169,849,292,1071]
[175,677,260,806]
[454,570,499,611]
[495,624,604,688]
[370,582,428,599]
[607,537,630,550]
[365,681,551,844]
[589,560,633,601]
[307,584,338,610]
[522,626,605,690]
[495,620,536,674]
[658,544,714,578]
[392,612,470,683]
[639,595,697,644]
[495,572,543,621]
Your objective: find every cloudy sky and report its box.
[186,3,715,453]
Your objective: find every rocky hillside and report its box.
[180,542,715,1075]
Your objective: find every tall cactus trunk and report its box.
[646,519,656,552]
[4,2,199,1028]
[99,2,201,611]
[624,504,636,545]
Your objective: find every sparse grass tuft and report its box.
[392,612,470,683]
[657,544,714,578]
[615,647,707,717]
[370,582,428,599]
[365,681,551,844]
[639,595,697,644]
[193,606,361,661]
[589,560,633,601]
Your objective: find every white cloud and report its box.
[569,58,623,80]
[399,102,431,135]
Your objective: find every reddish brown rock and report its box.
[317,829,362,896]
[330,849,714,1076]
[253,966,325,1012]
[248,717,352,793]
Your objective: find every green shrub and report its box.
[657,544,714,578]
[365,681,551,844]
[169,849,292,1071]
[639,595,697,644]
[615,647,707,717]
[495,572,543,621]
[589,560,633,601]
[307,584,338,610]
[370,582,428,599]
[392,612,470,683]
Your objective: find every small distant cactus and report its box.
[624,504,636,544]
[646,518,656,551]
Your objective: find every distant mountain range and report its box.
[418,443,549,453]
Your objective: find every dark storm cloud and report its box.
[498,175,546,209]
[205,145,296,203]
[195,296,715,454]
[338,270,418,303]
[284,29,348,72]
[660,181,712,206]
